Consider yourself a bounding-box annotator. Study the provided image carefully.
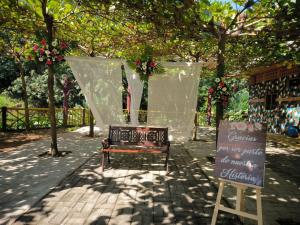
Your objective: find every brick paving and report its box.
[266,134,300,186]
[15,143,241,225]
[0,132,100,225]
[188,127,300,225]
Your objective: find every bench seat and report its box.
[100,125,170,172]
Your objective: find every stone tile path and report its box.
[266,133,300,186]
[2,127,299,225]
[15,144,241,225]
[0,132,100,225]
[188,127,300,225]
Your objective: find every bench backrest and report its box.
[108,126,168,147]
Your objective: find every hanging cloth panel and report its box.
[66,56,125,130]
[147,62,201,141]
[123,64,143,125]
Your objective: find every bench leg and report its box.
[100,152,105,173]
[107,152,111,164]
[164,151,170,172]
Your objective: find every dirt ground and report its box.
[268,133,300,150]
[0,129,68,153]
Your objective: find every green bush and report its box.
[6,62,85,108]
[0,94,22,108]
[225,88,249,121]
[0,57,19,92]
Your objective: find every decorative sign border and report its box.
[215,121,267,187]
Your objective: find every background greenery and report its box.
[0,0,298,127]
[4,62,85,108]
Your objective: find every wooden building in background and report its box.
[247,63,300,133]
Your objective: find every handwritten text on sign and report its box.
[215,121,266,187]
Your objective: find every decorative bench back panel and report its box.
[108,126,168,147]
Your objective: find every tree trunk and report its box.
[207,95,212,126]
[192,112,198,140]
[215,34,226,141]
[63,76,70,127]
[89,109,94,137]
[19,63,30,131]
[42,2,59,156]
[62,104,68,127]
[48,64,58,156]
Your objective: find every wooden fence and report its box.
[1,107,91,131]
[1,107,210,131]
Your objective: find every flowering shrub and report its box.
[208,78,238,107]
[127,58,164,81]
[134,59,159,80]
[206,78,242,124]
[28,38,69,65]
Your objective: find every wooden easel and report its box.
[211,179,263,225]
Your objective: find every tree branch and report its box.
[225,0,259,32]
[228,18,268,35]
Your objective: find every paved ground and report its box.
[14,143,240,225]
[266,133,300,186]
[187,128,300,225]
[1,127,299,225]
[0,132,100,225]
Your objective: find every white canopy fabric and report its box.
[66,57,201,141]
[147,62,201,141]
[66,56,126,130]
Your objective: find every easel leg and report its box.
[236,185,245,222]
[256,188,263,225]
[240,190,245,222]
[211,181,224,225]
[212,180,263,225]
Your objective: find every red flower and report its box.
[135,59,141,65]
[219,81,225,88]
[28,55,33,61]
[41,38,47,46]
[60,41,68,50]
[56,55,64,62]
[33,44,39,52]
[50,50,56,56]
[40,48,45,55]
[46,59,52,65]
[149,61,156,68]
[208,87,214,94]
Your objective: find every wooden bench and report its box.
[100,125,170,172]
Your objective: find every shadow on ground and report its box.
[0,132,100,224]
[16,143,241,225]
[187,127,300,225]
[266,141,300,187]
